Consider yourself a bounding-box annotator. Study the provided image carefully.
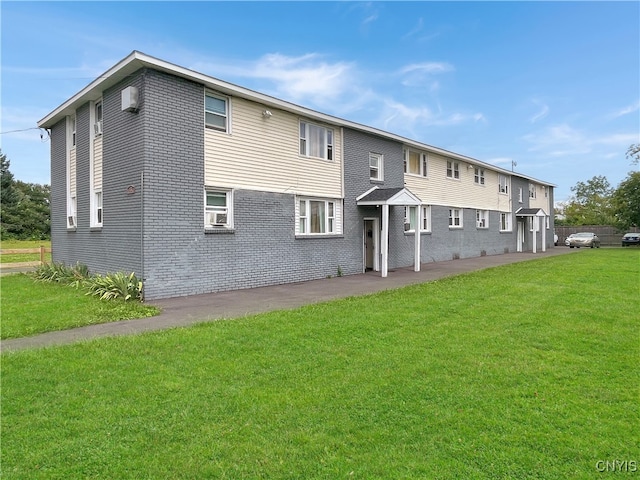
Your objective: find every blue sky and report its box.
[2,1,638,202]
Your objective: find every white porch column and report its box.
[414,206,421,272]
[381,204,389,277]
[542,216,547,252]
[532,217,537,253]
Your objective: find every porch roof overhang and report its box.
[356,186,422,206]
[515,207,547,217]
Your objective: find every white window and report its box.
[369,153,383,181]
[474,167,485,185]
[476,210,488,228]
[446,160,460,179]
[546,216,550,229]
[518,187,523,203]
[499,175,509,194]
[67,196,77,228]
[95,191,103,225]
[300,121,333,160]
[205,189,232,228]
[297,198,339,234]
[94,101,103,136]
[500,212,512,231]
[405,205,431,232]
[529,184,537,198]
[448,208,462,228]
[71,115,76,147]
[205,93,228,132]
[544,186,548,198]
[404,149,427,177]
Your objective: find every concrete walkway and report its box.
[1,249,577,352]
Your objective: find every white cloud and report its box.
[530,103,549,123]
[609,100,640,118]
[522,123,639,157]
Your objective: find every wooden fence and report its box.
[0,246,52,269]
[555,225,640,247]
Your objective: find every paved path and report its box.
[1,249,577,352]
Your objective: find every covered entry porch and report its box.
[515,207,548,253]
[356,187,422,277]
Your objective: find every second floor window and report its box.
[447,161,460,179]
[529,184,537,198]
[300,121,333,160]
[474,167,485,185]
[205,93,228,132]
[499,175,509,194]
[369,153,383,181]
[404,149,427,176]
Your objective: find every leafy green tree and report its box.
[626,144,640,166]
[0,150,51,240]
[612,171,640,229]
[562,175,616,225]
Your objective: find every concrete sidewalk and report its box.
[1,249,576,352]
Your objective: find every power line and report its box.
[0,127,44,135]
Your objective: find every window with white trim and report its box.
[474,167,485,185]
[518,187,523,203]
[205,93,228,132]
[446,160,460,179]
[448,208,462,228]
[544,186,548,198]
[404,149,427,177]
[94,101,103,136]
[369,153,383,181]
[404,205,431,232]
[68,196,77,228]
[297,198,339,235]
[529,184,537,199]
[95,191,103,225]
[299,121,333,160]
[546,216,550,229]
[71,115,76,147]
[476,209,488,228]
[500,212,512,231]
[499,175,509,194]
[205,189,233,228]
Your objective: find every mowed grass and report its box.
[0,274,159,339]
[2,249,638,479]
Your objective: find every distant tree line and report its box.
[555,144,640,229]
[0,150,51,240]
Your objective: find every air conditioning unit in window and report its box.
[68,216,75,227]
[94,121,103,136]
[207,212,227,226]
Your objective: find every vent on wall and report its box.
[121,86,139,112]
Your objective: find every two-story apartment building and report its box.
[38,51,555,300]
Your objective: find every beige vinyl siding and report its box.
[405,153,509,211]
[69,148,77,196]
[93,136,103,190]
[204,97,343,198]
[529,183,550,212]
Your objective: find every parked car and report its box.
[621,232,640,247]
[564,234,576,246]
[566,232,600,248]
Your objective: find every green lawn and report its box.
[2,250,638,479]
[0,274,159,339]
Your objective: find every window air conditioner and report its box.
[94,121,103,136]
[207,212,227,226]
[68,215,75,227]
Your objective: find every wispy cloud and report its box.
[523,123,639,157]
[609,100,640,119]
[399,62,454,89]
[530,102,549,123]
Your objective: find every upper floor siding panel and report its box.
[404,152,512,211]
[529,183,552,212]
[204,96,343,199]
